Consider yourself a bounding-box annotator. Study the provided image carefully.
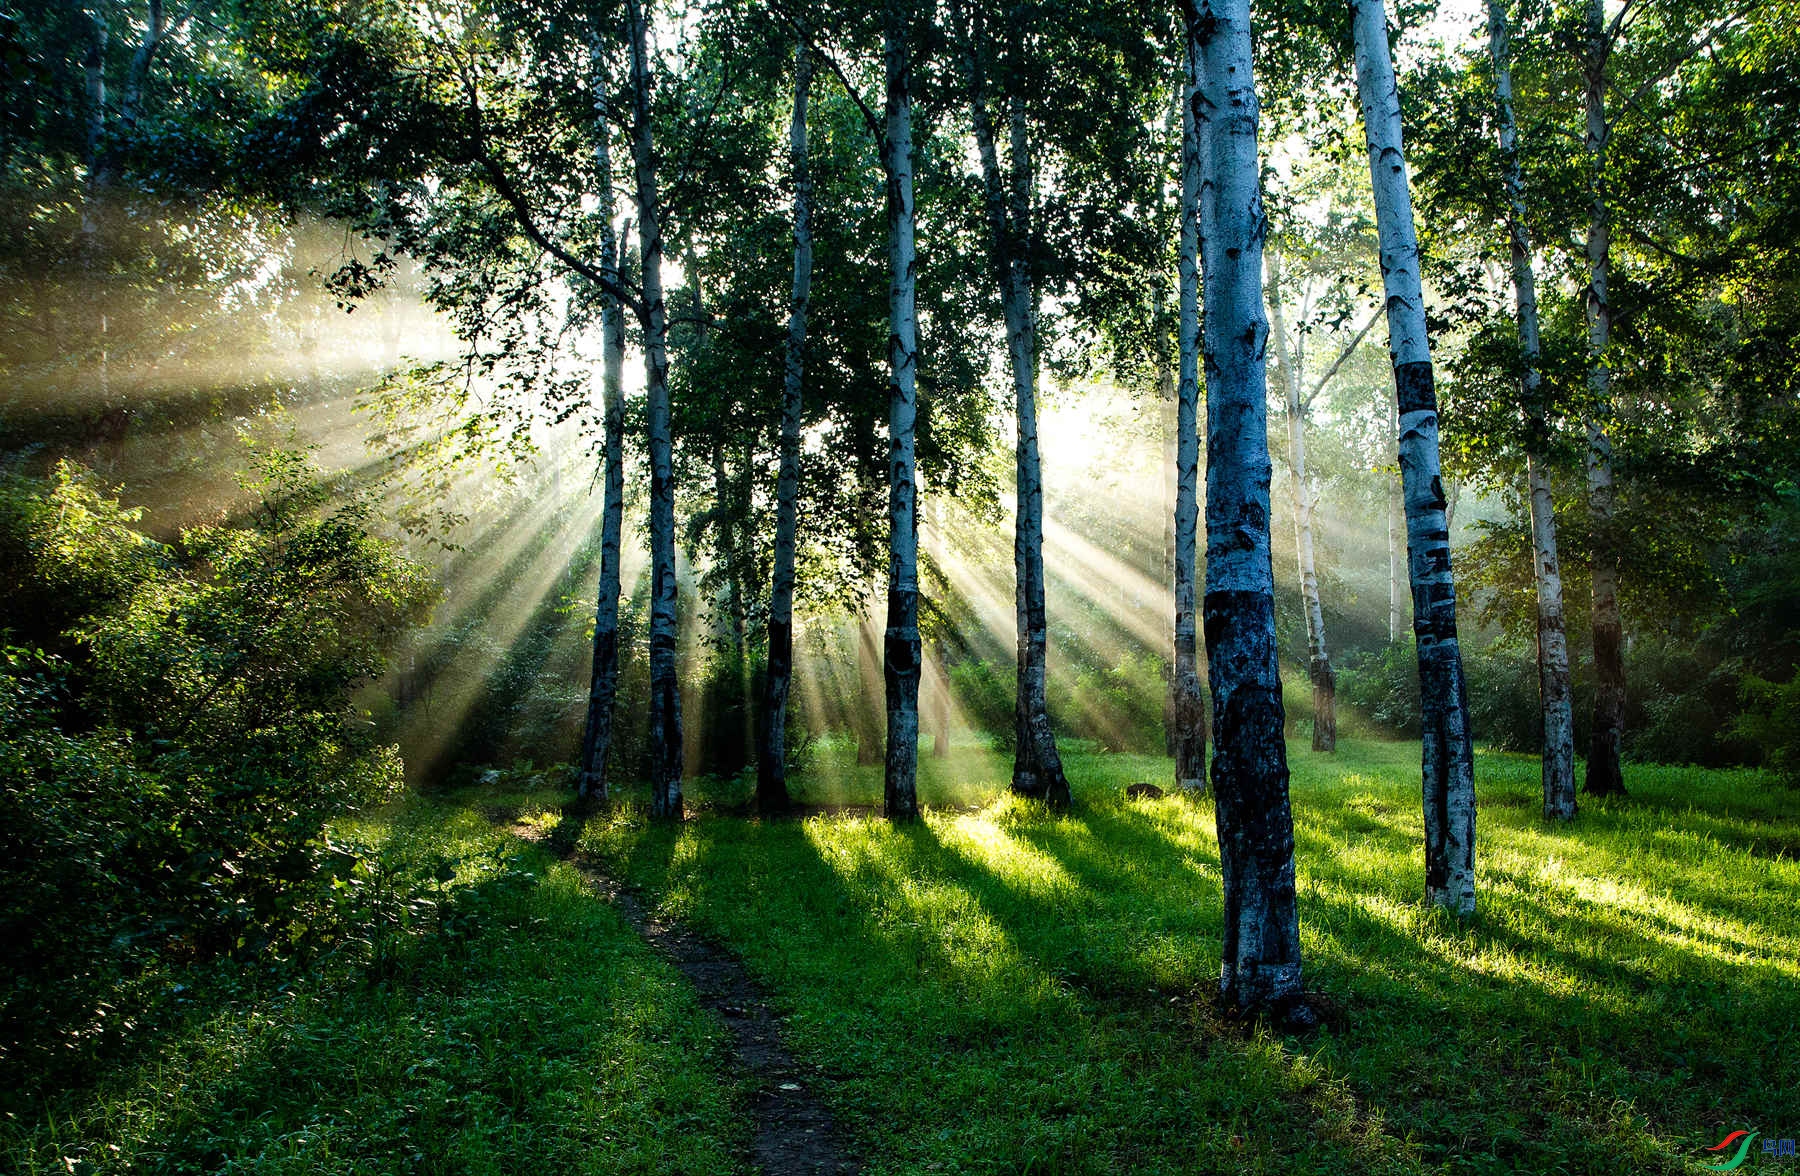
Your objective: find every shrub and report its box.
[1051,653,1169,755]
[950,658,1016,755]
[1728,673,1800,783]
[0,455,434,1092]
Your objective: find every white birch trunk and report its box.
[1172,50,1207,797]
[1266,253,1337,752]
[1350,0,1477,914]
[627,0,682,819]
[577,59,628,803]
[757,40,814,812]
[1487,0,1576,819]
[1191,0,1308,1023]
[1156,289,1180,756]
[1582,0,1627,797]
[882,7,922,820]
[958,16,1068,808]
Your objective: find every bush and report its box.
[1339,640,1537,751]
[0,455,434,1092]
[950,658,1016,755]
[1051,653,1169,755]
[1731,673,1800,783]
[1339,642,1422,739]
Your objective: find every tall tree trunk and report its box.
[80,6,106,238]
[1487,0,1575,820]
[1350,0,1477,914]
[1157,289,1180,756]
[1266,252,1337,752]
[1191,2,1308,1023]
[576,62,628,803]
[709,439,748,651]
[1582,0,1627,798]
[956,9,1067,807]
[627,0,682,819]
[1387,406,1404,643]
[758,39,814,812]
[881,7,922,821]
[1171,54,1207,797]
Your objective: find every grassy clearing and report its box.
[2,801,745,1176]
[578,738,1800,1176]
[9,740,1796,1175]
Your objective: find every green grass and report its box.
[10,741,1798,1175]
[2,801,746,1175]
[578,739,1800,1175]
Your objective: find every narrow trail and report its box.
[509,814,859,1176]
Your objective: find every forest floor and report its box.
[7,739,1799,1175]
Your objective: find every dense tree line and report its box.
[3,0,1797,1043]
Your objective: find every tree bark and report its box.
[881,5,922,820]
[1156,288,1180,756]
[1487,0,1575,820]
[1190,2,1308,1022]
[956,7,1067,808]
[1266,252,1337,752]
[709,439,748,652]
[757,39,814,813]
[1582,0,1627,798]
[1350,0,1477,914]
[1172,52,1207,797]
[627,0,683,820]
[576,57,628,803]
[1387,403,1404,644]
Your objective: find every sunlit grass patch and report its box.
[582,739,1800,1175]
[2,800,744,1176]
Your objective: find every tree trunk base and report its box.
[1309,661,1336,752]
[1584,730,1626,796]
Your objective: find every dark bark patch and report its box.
[1393,360,1437,414]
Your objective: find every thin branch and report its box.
[462,76,648,321]
[768,0,882,140]
[1302,305,1382,411]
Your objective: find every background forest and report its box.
[2,0,1798,1169]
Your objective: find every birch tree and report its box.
[625,0,683,819]
[1486,0,1575,819]
[576,59,629,803]
[1171,49,1207,796]
[756,37,816,813]
[881,0,923,821]
[1264,252,1378,754]
[1189,0,1310,1023]
[947,0,1068,808]
[1349,0,1477,914]
[1579,0,1626,798]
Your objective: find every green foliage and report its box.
[0,455,434,1092]
[1338,641,1423,738]
[949,657,1017,756]
[1732,673,1800,784]
[1049,652,1169,755]
[1340,640,1542,753]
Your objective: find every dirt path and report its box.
[511,815,859,1176]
